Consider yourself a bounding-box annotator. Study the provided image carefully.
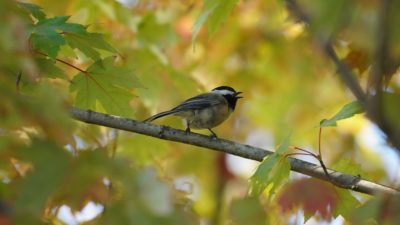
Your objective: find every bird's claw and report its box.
[185,127,191,134]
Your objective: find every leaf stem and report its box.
[318,127,322,157]
[316,127,335,184]
[34,50,87,74]
[291,146,318,158]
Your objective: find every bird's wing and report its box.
[172,93,222,111]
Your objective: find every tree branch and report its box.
[367,0,400,151]
[286,0,400,152]
[70,107,399,196]
[285,0,367,105]
[323,43,367,104]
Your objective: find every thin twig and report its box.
[292,146,318,158]
[291,130,333,185]
[317,127,331,180]
[318,127,322,157]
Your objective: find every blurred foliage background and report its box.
[1,0,400,224]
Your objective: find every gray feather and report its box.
[171,93,221,111]
[143,93,223,122]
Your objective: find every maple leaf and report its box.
[249,135,291,196]
[277,178,338,221]
[64,32,117,62]
[70,57,142,117]
[29,15,116,61]
[18,2,46,21]
[30,16,86,59]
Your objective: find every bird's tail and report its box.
[143,110,176,122]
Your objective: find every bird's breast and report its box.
[188,105,231,129]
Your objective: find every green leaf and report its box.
[207,0,239,36]
[18,2,46,21]
[320,101,364,127]
[333,188,360,220]
[30,16,86,59]
[276,133,291,154]
[70,56,142,117]
[249,136,291,196]
[31,32,65,60]
[192,1,219,45]
[29,15,116,61]
[35,16,86,33]
[192,0,238,44]
[35,57,68,80]
[65,32,117,62]
[229,196,268,225]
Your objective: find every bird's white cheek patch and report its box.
[211,90,235,95]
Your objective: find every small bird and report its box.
[144,86,242,137]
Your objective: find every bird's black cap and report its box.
[212,86,237,93]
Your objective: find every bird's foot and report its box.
[185,127,191,134]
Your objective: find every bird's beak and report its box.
[235,91,243,99]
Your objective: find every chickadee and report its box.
[144,86,242,137]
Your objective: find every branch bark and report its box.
[70,107,398,196]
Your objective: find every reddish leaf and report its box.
[343,49,370,74]
[277,178,338,220]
